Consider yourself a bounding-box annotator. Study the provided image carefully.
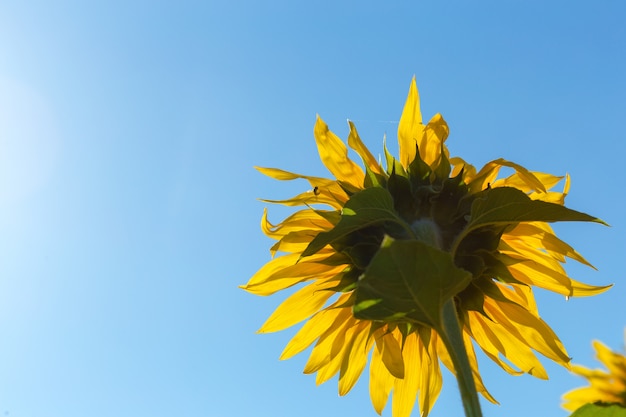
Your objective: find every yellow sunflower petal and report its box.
[467,161,502,192]
[569,279,613,296]
[256,166,349,209]
[502,222,594,268]
[370,339,394,415]
[461,330,498,404]
[594,340,626,379]
[348,120,383,175]
[280,306,342,360]
[339,321,373,395]
[375,329,405,379]
[467,312,524,376]
[562,386,608,410]
[398,77,423,168]
[261,208,334,239]
[488,158,546,193]
[450,156,477,180]
[269,229,321,255]
[242,252,299,289]
[506,259,611,297]
[490,300,570,366]
[304,308,352,374]
[392,332,421,417]
[314,115,365,189]
[315,316,358,385]
[419,114,449,168]
[418,331,443,416]
[482,300,550,379]
[242,252,346,295]
[258,278,337,333]
[503,252,573,294]
[261,191,345,209]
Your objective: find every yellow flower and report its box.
[242,78,610,417]
[562,333,626,411]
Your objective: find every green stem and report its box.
[439,299,483,417]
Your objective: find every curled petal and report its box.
[314,116,365,189]
[419,114,449,168]
[242,251,346,295]
[256,166,349,208]
[348,120,384,176]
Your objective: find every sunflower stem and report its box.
[440,299,483,417]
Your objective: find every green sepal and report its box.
[363,162,387,189]
[398,322,414,342]
[337,179,361,196]
[301,187,409,258]
[314,252,353,266]
[485,253,527,285]
[455,224,506,258]
[430,170,471,235]
[474,278,527,306]
[312,209,341,226]
[457,282,487,316]
[384,135,407,177]
[416,325,432,348]
[433,144,451,182]
[569,403,626,417]
[387,165,416,221]
[407,144,432,188]
[325,267,361,293]
[340,231,385,269]
[328,291,357,309]
[454,252,486,278]
[353,235,473,329]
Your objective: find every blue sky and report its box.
[0,1,624,416]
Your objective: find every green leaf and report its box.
[468,187,607,230]
[301,187,409,257]
[353,236,472,329]
[452,186,606,257]
[569,403,626,417]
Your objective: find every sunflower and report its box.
[562,333,626,411]
[242,78,610,417]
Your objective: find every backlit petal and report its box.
[398,77,423,168]
[339,321,373,395]
[280,306,342,359]
[392,332,421,417]
[258,278,337,333]
[314,116,364,189]
[348,120,383,175]
[370,340,394,414]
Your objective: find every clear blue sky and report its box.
[0,1,624,416]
